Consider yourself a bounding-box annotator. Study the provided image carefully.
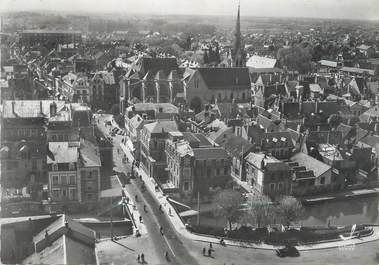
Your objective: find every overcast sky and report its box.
[1,0,379,20]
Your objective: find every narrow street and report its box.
[96,114,199,265]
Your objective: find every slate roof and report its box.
[79,139,101,168]
[3,100,65,119]
[133,57,178,78]
[196,67,250,89]
[337,123,354,139]
[218,134,254,157]
[290,152,331,178]
[144,120,178,134]
[318,60,337,68]
[245,152,291,171]
[47,142,79,164]
[193,147,229,160]
[246,55,277,68]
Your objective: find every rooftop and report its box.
[3,100,65,119]
[47,142,79,164]
[246,55,277,69]
[290,152,331,178]
[144,120,178,134]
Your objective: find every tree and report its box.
[328,113,343,129]
[242,194,275,228]
[213,190,244,231]
[277,46,312,74]
[276,196,304,227]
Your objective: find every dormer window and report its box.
[69,163,75,171]
[52,163,58,171]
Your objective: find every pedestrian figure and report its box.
[210,242,213,250]
[137,254,140,263]
[144,204,147,212]
[141,253,145,263]
[165,251,169,261]
[135,195,138,202]
[159,204,162,212]
[140,175,142,181]
[160,226,164,235]
[208,248,212,257]
[139,215,143,223]
[202,247,206,256]
[168,208,171,216]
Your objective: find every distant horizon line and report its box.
[1,9,379,22]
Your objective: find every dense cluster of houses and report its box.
[1,7,379,217]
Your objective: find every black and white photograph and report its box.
[0,0,379,264]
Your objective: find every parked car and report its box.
[276,245,300,257]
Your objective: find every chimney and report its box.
[315,100,319,114]
[11,101,15,114]
[50,102,57,117]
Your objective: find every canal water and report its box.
[301,195,379,227]
[184,195,379,228]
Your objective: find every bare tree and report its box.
[276,196,304,228]
[242,194,275,228]
[213,190,244,231]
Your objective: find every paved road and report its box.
[96,114,199,265]
[95,114,379,265]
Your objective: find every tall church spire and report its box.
[232,1,246,67]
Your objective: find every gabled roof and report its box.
[218,134,254,157]
[290,152,331,178]
[25,215,96,265]
[196,67,250,89]
[318,60,337,68]
[144,120,178,134]
[357,44,372,50]
[245,152,291,171]
[79,139,101,168]
[246,55,277,69]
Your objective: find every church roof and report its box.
[196,67,250,89]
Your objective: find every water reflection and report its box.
[301,195,379,226]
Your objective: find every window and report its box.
[52,189,60,199]
[278,182,284,191]
[62,189,67,197]
[86,181,95,191]
[69,175,76,185]
[270,183,275,192]
[32,160,37,170]
[61,175,67,185]
[87,193,93,200]
[184,181,189,191]
[69,188,76,200]
[64,135,68,141]
[224,167,228,175]
[52,164,58,171]
[58,134,63,141]
[52,175,59,185]
[68,163,75,171]
[92,170,98,179]
[216,168,220,175]
[320,177,325,185]
[52,135,57,141]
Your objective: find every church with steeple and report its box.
[232,3,246,67]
